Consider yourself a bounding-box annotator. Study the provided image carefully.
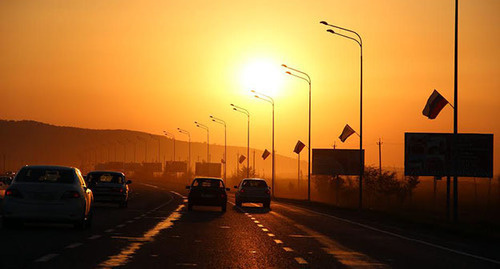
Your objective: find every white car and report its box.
[2,165,94,229]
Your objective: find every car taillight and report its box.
[114,187,124,193]
[5,189,23,198]
[221,193,226,198]
[265,189,270,194]
[240,189,245,193]
[62,191,81,199]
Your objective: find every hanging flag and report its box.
[422,89,449,119]
[262,149,271,160]
[339,124,356,143]
[294,140,306,154]
[238,155,246,164]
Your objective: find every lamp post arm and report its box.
[283,65,311,83]
[322,21,362,46]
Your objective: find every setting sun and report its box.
[239,58,285,97]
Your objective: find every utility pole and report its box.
[376,138,383,175]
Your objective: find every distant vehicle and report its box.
[234,178,271,208]
[2,165,94,229]
[186,177,229,212]
[86,171,131,208]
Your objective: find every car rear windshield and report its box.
[87,173,124,184]
[242,180,267,188]
[15,167,75,184]
[192,179,223,188]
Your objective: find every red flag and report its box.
[339,124,356,143]
[294,140,305,154]
[262,149,270,160]
[238,155,246,164]
[422,89,449,119]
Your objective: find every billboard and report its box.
[142,162,163,173]
[195,162,221,177]
[165,161,188,173]
[405,133,493,178]
[312,149,364,176]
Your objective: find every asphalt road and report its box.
[0,179,499,268]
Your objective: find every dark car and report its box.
[186,177,229,212]
[234,178,271,208]
[86,171,131,208]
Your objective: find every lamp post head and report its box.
[233,108,237,111]
[281,64,287,67]
[230,103,234,107]
[209,115,213,118]
[285,71,291,75]
[327,29,335,34]
[212,119,216,122]
[254,95,259,98]
[320,21,328,25]
[250,90,255,93]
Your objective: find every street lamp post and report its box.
[320,20,364,209]
[194,122,210,162]
[251,90,275,198]
[231,104,250,178]
[210,115,227,182]
[282,64,312,201]
[177,128,191,176]
[163,131,176,161]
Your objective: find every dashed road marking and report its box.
[295,257,308,264]
[65,243,83,249]
[105,229,115,233]
[254,220,260,224]
[283,247,294,252]
[35,253,59,262]
[126,220,134,223]
[116,224,125,228]
[274,239,283,244]
[175,263,198,266]
[262,228,269,232]
[251,217,256,220]
[88,235,101,240]
[267,233,275,237]
[220,226,230,229]
[257,224,264,227]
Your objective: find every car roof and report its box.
[194,177,223,181]
[87,171,125,176]
[242,178,266,181]
[21,165,75,170]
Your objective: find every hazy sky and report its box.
[1,0,499,174]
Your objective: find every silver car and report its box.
[234,178,271,208]
[2,165,94,229]
[86,171,131,208]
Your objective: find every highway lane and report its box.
[1,179,499,268]
[0,181,180,268]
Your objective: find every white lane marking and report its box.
[251,217,256,220]
[65,243,83,249]
[257,224,264,228]
[283,247,294,252]
[142,183,159,189]
[254,220,260,224]
[88,235,101,240]
[262,228,269,232]
[99,203,183,268]
[35,253,59,262]
[267,233,275,237]
[274,239,283,244]
[105,229,115,233]
[126,220,134,223]
[276,203,500,265]
[220,226,230,229]
[295,257,308,264]
[116,224,125,228]
[271,210,387,268]
[176,263,198,266]
[289,234,316,238]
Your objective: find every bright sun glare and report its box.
[240,59,284,97]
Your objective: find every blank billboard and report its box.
[312,149,364,176]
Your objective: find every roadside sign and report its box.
[165,161,187,173]
[195,162,221,177]
[405,133,493,178]
[312,149,364,176]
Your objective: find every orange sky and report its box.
[1,0,499,175]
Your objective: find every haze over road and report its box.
[1,178,498,268]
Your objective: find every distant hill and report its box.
[0,120,306,178]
